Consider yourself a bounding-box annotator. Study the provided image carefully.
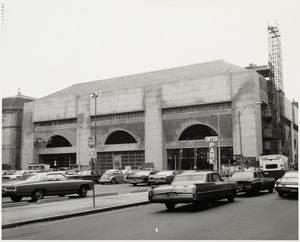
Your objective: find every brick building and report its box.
[2,91,36,169]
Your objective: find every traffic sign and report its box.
[87,148,97,159]
[88,137,95,148]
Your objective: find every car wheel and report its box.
[205,200,213,208]
[268,187,274,193]
[10,195,23,202]
[59,194,65,197]
[278,192,284,197]
[111,178,116,184]
[78,186,88,197]
[165,202,176,211]
[133,183,137,186]
[31,189,44,202]
[227,193,235,202]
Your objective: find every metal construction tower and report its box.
[268,23,284,91]
[267,22,285,155]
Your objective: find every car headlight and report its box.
[6,185,16,191]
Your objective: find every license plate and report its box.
[168,192,176,197]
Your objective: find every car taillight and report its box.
[148,189,153,198]
[193,185,196,200]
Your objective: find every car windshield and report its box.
[79,171,91,175]
[14,174,39,181]
[173,174,205,183]
[134,170,151,176]
[231,172,254,179]
[155,171,173,176]
[103,170,114,175]
[14,170,25,175]
[283,172,298,178]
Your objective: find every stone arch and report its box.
[178,124,218,141]
[46,135,72,148]
[105,130,138,145]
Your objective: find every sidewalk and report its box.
[2,191,149,229]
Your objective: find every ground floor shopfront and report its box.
[37,146,234,173]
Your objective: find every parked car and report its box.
[229,171,275,195]
[275,171,298,197]
[148,170,180,185]
[2,172,94,202]
[2,170,32,181]
[99,169,125,184]
[122,169,138,183]
[126,170,159,186]
[148,171,239,211]
[78,170,102,183]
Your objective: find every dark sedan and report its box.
[2,172,94,202]
[148,171,239,211]
[229,171,275,195]
[275,171,298,197]
[148,170,180,185]
[126,170,159,186]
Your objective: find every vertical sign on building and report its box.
[205,136,218,171]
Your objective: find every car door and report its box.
[211,173,226,199]
[56,173,78,194]
[45,174,61,195]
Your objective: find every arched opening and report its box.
[105,130,137,145]
[179,124,218,141]
[46,135,72,148]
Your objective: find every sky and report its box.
[1,0,300,101]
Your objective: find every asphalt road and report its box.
[2,192,298,240]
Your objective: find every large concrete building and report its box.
[20,60,298,171]
[2,92,36,169]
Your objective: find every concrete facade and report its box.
[20,60,297,171]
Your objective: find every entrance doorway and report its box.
[167,147,233,171]
[39,153,76,169]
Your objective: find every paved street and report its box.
[2,191,298,240]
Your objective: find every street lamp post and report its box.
[211,113,221,174]
[238,101,263,171]
[90,92,99,207]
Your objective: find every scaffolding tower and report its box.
[268,23,284,91]
[267,22,285,155]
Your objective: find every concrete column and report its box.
[76,95,91,167]
[144,85,164,170]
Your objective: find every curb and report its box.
[2,200,150,229]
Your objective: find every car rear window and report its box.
[15,174,39,181]
[231,172,254,179]
[265,164,278,169]
[173,174,205,182]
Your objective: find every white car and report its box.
[99,169,125,184]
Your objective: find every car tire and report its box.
[59,194,65,197]
[10,195,23,202]
[78,186,88,197]
[111,178,116,184]
[165,202,176,211]
[205,200,213,208]
[227,193,235,202]
[101,182,105,185]
[133,183,137,186]
[278,192,284,197]
[268,187,274,193]
[31,189,44,202]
